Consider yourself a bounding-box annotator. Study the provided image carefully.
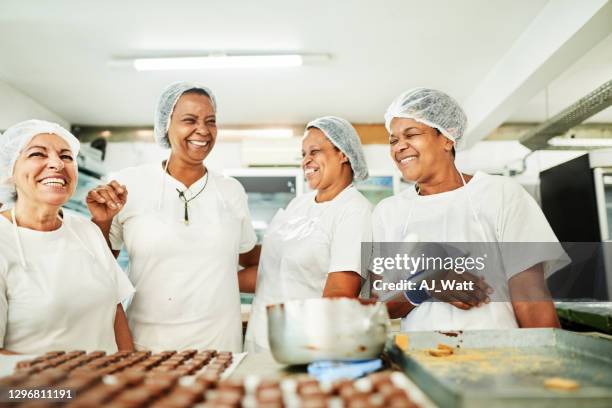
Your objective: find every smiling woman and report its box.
[374,88,566,332]
[244,116,373,353]
[0,119,134,355]
[88,82,259,353]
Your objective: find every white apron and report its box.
[125,174,244,352]
[245,201,337,352]
[2,210,124,353]
[399,173,519,331]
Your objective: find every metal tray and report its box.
[386,328,612,408]
[556,302,612,334]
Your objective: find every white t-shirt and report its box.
[0,211,134,354]
[109,163,257,352]
[372,171,568,331]
[245,185,373,352]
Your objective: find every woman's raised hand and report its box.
[86,180,128,223]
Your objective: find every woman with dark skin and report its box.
[243,117,373,352]
[88,83,259,352]
[375,88,563,331]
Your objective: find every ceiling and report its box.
[511,32,612,123]
[0,0,610,137]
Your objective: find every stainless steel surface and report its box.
[267,298,390,365]
[593,166,612,298]
[387,328,612,408]
[520,79,612,150]
[593,167,608,241]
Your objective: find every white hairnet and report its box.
[384,88,467,144]
[305,116,369,181]
[154,81,217,148]
[0,119,80,206]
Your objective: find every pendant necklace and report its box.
[176,173,209,225]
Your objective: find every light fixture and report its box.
[547,137,612,147]
[133,54,304,71]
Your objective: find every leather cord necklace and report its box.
[175,173,209,225]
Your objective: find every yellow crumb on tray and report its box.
[544,377,580,391]
[428,348,454,357]
[395,334,409,351]
[437,343,454,351]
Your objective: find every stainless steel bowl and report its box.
[266,298,390,364]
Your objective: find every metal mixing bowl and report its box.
[266,298,390,364]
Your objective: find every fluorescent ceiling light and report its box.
[218,128,295,138]
[133,55,303,71]
[548,137,612,147]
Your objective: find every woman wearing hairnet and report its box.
[243,116,373,353]
[87,82,259,352]
[0,120,134,354]
[376,88,565,331]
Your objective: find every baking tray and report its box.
[386,328,612,408]
[556,302,612,334]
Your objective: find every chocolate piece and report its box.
[17,402,52,408]
[377,383,407,401]
[300,384,327,399]
[66,385,118,407]
[113,388,152,408]
[192,355,211,364]
[189,360,205,371]
[346,397,377,408]
[15,360,34,370]
[115,370,145,387]
[150,396,190,408]
[296,376,319,390]
[210,390,242,407]
[144,373,178,396]
[178,349,197,358]
[300,395,329,408]
[65,351,86,358]
[196,371,220,388]
[387,395,418,408]
[338,384,362,400]
[0,372,28,386]
[257,387,283,404]
[60,374,100,393]
[257,379,281,391]
[330,379,353,395]
[174,366,194,376]
[172,383,207,403]
[217,378,245,395]
[368,372,393,389]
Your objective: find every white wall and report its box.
[0,80,69,130]
[100,139,586,193]
[103,141,243,175]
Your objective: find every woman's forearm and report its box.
[114,304,134,351]
[322,271,362,298]
[238,266,258,293]
[0,348,18,355]
[239,245,261,268]
[385,294,416,319]
[512,300,561,328]
[92,218,120,258]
